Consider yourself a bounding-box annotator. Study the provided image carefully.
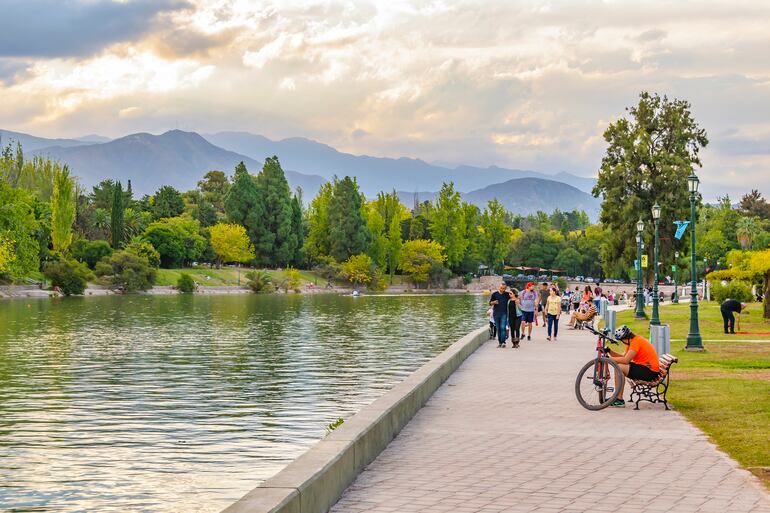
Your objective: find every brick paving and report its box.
[332,323,770,513]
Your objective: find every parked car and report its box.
[526,274,536,281]
[585,277,594,283]
[575,275,584,282]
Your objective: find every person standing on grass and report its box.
[489,282,509,348]
[546,287,562,341]
[519,282,538,341]
[507,288,523,348]
[539,282,549,326]
[720,298,747,335]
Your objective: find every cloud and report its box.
[0,0,191,58]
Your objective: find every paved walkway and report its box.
[332,323,770,513]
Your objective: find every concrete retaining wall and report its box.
[222,325,489,513]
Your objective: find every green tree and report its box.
[479,199,512,273]
[399,239,446,286]
[224,163,264,257]
[143,217,205,268]
[328,176,369,262]
[386,211,403,282]
[95,250,156,292]
[177,273,196,293]
[111,181,125,248]
[736,216,760,250]
[198,170,230,211]
[290,192,305,267]
[245,270,273,293]
[428,182,468,272]
[304,181,333,263]
[254,156,295,266]
[365,203,387,269]
[50,164,76,254]
[43,258,93,295]
[553,247,582,276]
[341,253,375,288]
[460,202,481,274]
[593,91,708,277]
[193,200,217,227]
[71,239,113,269]
[740,190,770,220]
[0,234,15,274]
[0,183,39,278]
[153,185,185,219]
[209,223,255,266]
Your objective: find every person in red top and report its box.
[606,325,660,407]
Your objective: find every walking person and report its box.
[546,287,561,341]
[519,282,538,341]
[489,282,509,347]
[507,288,523,348]
[572,286,581,312]
[539,282,549,327]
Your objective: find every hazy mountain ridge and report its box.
[0,129,92,151]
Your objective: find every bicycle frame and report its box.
[585,325,620,390]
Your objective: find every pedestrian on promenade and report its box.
[546,287,561,341]
[519,282,538,341]
[593,284,602,310]
[538,282,549,327]
[507,288,523,348]
[572,286,581,312]
[489,282,509,348]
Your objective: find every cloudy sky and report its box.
[1,0,769,198]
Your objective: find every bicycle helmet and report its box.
[614,325,633,341]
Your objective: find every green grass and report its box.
[615,304,770,488]
[154,267,327,287]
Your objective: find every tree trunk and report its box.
[764,272,770,319]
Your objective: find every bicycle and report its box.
[575,324,625,410]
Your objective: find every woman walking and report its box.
[519,282,538,341]
[546,287,562,341]
[507,288,523,348]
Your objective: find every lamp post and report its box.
[651,203,662,326]
[686,172,703,350]
[673,251,680,304]
[634,218,645,319]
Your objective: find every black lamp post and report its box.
[686,172,704,350]
[651,203,661,325]
[634,218,645,319]
[673,251,680,304]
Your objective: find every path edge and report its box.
[221,325,488,513]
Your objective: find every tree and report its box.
[209,223,255,266]
[193,200,217,227]
[71,239,113,269]
[479,199,512,273]
[365,204,387,269]
[111,181,125,248]
[198,170,230,210]
[143,217,206,268]
[43,258,92,295]
[593,91,708,278]
[340,253,375,288]
[51,164,76,254]
[304,181,333,263]
[428,182,468,272]
[290,192,305,267]
[153,185,185,219]
[399,239,446,286]
[253,156,295,266]
[328,176,369,262]
[740,190,770,220]
[95,250,156,292]
[245,270,272,293]
[0,234,15,274]
[553,247,582,276]
[0,182,39,278]
[224,163,264,257]
[386,212,403,282]
[708,249,770,319]
[736,216,760,250]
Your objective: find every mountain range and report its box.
[0,128,600,218]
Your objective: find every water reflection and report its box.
[0,293,485,512]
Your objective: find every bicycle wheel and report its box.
[575,357,624,410]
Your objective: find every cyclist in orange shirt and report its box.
[606,325,660,407]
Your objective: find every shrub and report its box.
[711,280,754,304]
[245,270,273,293]
[177,273,196,293]
[462,273,474,285]
[43,258,93,296]
[283,268,302,293]
[126,240,161,268]
[555,277,568,291]
[96,250,156,292]
[71,239,113,269]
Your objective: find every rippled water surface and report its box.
[0,293,486,512]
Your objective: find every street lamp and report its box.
[635,218,646,319]
[686,172,704,350]
[651,203,662,326]
[673,251,680,303]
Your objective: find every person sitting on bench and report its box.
[720,298,747,334]
[606,325,660,408]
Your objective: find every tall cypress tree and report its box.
[328,176,369,262]
[111,181,124,248]
[224,163,263,260]
[255,156,294,267]
[290,192,305,267]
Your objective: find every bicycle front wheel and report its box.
[575,357,624,410]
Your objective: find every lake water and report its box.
[0,293,486,512]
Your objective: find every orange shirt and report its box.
[626,335,660,372]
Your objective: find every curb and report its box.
[221,325,489,513]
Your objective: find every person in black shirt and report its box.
[720,298,746,334]
[507,288,523,348]
[489,282,509,347]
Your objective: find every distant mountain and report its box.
[31,130,326,197]
[399,177,601,221]
[75,134,111,143]
[0,129,90,151]
[203,131,597,196]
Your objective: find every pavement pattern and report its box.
[331,323,770,513]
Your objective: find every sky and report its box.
[1,0,769,199]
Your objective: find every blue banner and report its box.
[674,220,690,240]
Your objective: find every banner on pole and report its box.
[674,221,690,240]
[641,255,649,268]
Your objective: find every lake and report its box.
[0,293,486,512]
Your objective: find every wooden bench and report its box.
[628,354,678,410]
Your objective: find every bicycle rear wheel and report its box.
[575,357,624,410]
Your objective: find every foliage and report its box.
[279,268,302,293]
[707,249,770,318]
[254,157,298,267]
[143,217,206,268]
[710,280,754,304]
[125,240,161,268]
[245,270,273,293]
[479,199,512,273]
[304,181,333,263]
[364,205,387,269]
[740,190,770,220]
[176,272,196,293]
[71,239,113,269]
[209,223,255,265]
[427,182,468,272]
[328,176,369,262]
[593,91,708,280]
[224,162,265,256]
[399,239,446,286]
[386,212,404,281]
[43,258,93,296]
[96,250,156,292]
[50,164,76,254]
[325,417,344,434]
[153,185,185,219]
[736,216,760,250]
[340,253,375,287]
[0,234,15,275]
[111,181,125,248]
[0,182,39,278]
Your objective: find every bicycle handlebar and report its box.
[583,324,620,344]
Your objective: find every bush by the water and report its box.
[126,241,161,268]
[71,239,112,269]
[711,280,754,304]
[95,250,156,292]
[43,258,93,295]
[177,273,196,293]
[245,270,273,293]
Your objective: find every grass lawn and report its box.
[615,304,770,488]
[155,267,326,287]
